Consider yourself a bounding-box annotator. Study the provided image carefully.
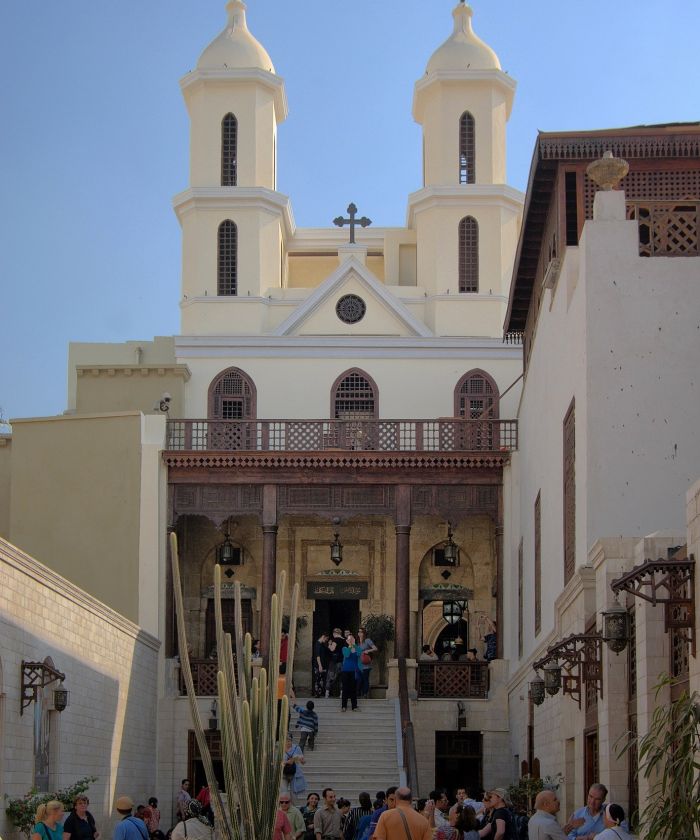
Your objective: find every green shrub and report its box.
[5,776,97,838]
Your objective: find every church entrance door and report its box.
[312,599,360,640]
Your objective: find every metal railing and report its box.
[167,418,518,453]
[417,661,490,699]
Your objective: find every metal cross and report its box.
[333,203,372,244]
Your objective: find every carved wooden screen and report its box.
[627,606,639,829]
[458,216,479,292]
[534,491,541,635]
[584,729,599,798]
[563,401,576,584]
[459,111,475,185]
[205,598,252,657]
[455,371,499,419]
[332,370,377,419]
[518,538,524,658]
[209,368,256,420]
[217,220,238,295]
[221,113,238,186]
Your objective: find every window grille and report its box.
[221,113,238,186]
[455,371,498,418]
[209,368,255,419]
[459,112,475,185]
[458,216,479,292]
[333,370,377,420]
[217,220,238,295]
[563,401,576,583]
[534,492,541,634]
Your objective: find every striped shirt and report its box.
[293,704,319,733]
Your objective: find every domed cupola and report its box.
[197,0,275,73]
[426,1,500,74]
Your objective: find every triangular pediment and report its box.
[272,257,432,337]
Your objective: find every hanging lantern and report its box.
[442,601,462,625]
[443,522,458,566]
[602,600,629,653]
[53,688,70,713]
[543,661,562,696]
[330,533,343,566]
[530,674,545,706]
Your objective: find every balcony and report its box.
[166,418,517,453]
[417,661,490,699]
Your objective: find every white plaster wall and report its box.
[0,538,159,840]
[582,209,700,540]
[178,353,522,421]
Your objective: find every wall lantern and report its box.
[21,659,66,716]
[610,553,695,657]
[330,533,343,566]
[530,673,546,706]
[543,661,562,696]
[601,600,629,653]
[53,689,70,713]
[443,522,458,566]
[442,601,462,625]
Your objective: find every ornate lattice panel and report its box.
[563,402,576,584]
[627,202,699,257]
[627,714,639,830]
[627,607,637,700]
[417,662,489,698]
[584,168,700,220]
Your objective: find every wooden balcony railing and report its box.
[626,200,699,257]
[417,662,490,699]
[167,418,518,453]
[179,658,243,696]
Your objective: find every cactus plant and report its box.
[170,532,299,840]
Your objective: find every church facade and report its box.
[1,0,699,832]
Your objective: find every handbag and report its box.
[283,751,297,776]
[360,651,372,665]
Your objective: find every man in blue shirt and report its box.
[113,797,149,840]
[563,784,607,840]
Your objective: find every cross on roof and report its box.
[333,203,372,244]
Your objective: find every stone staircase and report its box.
[289,697,403,805]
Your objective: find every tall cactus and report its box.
[170,532,299,840]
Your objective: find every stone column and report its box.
[395,485,412,659]
[260,484,278,661]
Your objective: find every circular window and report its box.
[336,294,366,324]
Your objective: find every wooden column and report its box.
[260,484,278,661]
[395,485,412,660]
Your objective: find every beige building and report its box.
[0,0,698,830]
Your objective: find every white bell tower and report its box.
[408,2,522,335]
[174,1,290,333]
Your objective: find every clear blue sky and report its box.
[1,1,698,421]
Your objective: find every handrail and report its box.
[398,657,419,797]
[167,417,518,453]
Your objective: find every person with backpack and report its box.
[113,797,150,840]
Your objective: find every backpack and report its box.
[510,810,529,840]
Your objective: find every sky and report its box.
[1,1,698,422]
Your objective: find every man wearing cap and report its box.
[113,798,149,840]
[528,791,568,840]
[479,789,514,840]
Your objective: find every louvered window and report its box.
[217,220,238,296]
[221,113,238,186]
[208,368,256,419]
[534,492,541,634]
[333,370,377,420]
[563,401,576,583]
[459,111,475,185]
[455,371,499,419]
[458,216,479,292]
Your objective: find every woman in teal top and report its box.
[341,633,360,710]
[32,800,65,840]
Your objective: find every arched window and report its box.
[458,216,478,293]
[217,220,238,296]
[331,369,378,419]
[221,113,237,186]
[459,111,475,185]
[208,367,256,419]
[455,370,499,419]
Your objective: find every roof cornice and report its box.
[172,186,296,238]
[413,68,516,122]
[406,184,524,228]
[180,68,288,122]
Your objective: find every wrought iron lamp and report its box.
[601,600,629,653]
[543,661,562,696]
[442,601,462,625]
[330,533,343,566]
[443,522,458,566]
[530,673,546,706]
[53,688,70,712]
[216,523,236,566]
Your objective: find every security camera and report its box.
[162,393,172,403]
[158,393,172,413]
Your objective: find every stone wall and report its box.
[0,537,159,840]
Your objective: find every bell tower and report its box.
[174,1,290,332]
[408,2,522,335]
